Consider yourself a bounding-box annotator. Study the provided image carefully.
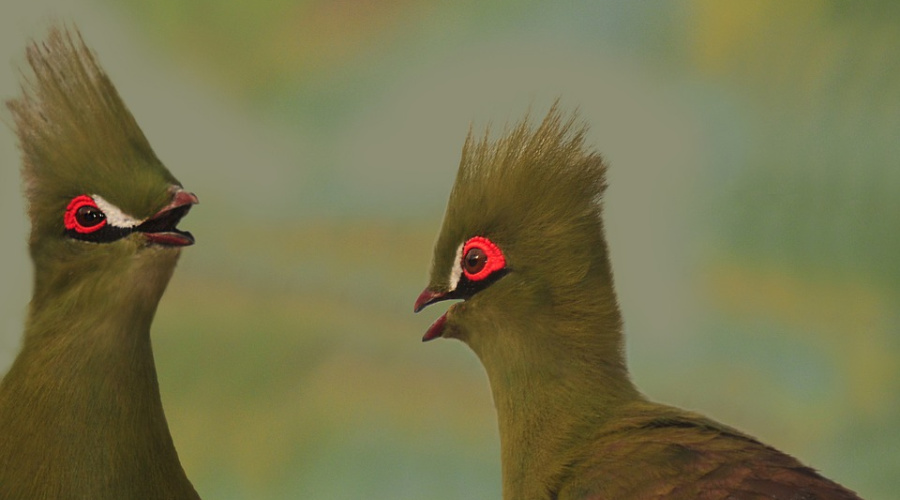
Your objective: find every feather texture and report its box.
[8,24,176,254]
[0,24,198,499]
[418,103,861,499]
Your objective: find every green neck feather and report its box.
[0,243,198,499]
[429,105,646,499]
[463,245,643,500]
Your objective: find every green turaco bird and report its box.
[414,105,861,500]
[0,25,200,499]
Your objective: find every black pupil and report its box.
[464,247,487,274]
[75,205,105,227]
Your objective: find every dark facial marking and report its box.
[63,194,132,244]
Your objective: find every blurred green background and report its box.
[1,1,898,498]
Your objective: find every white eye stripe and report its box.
[91,195,142,228]
[447,243,464,292]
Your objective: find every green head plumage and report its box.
[6,25,197,304]
[0,25,200,498]
[416,104,625,367]
[415,104,863,500]
[415,103,642,500]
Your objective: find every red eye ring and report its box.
[64,195,107,234]
[462,236,506,281]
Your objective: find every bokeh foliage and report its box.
[1,1,897,498]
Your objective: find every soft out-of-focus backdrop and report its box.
[1,1,898,498]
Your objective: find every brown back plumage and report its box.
[559,405,863,499]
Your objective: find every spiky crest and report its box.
[419,104,862,500]
[431,102,611,297]
[6,25,177,247]
[0,24,199,499]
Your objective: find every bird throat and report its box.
[466,305,640,500]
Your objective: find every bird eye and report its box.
[464,247,487,274]
[461,236,506,281]
[64,195,108,234]
[75,205,105,227]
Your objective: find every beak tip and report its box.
[414,288,444,313]
[422,313,448,342]
[177,190,199,207]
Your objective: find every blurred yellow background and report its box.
[1,1,897,498]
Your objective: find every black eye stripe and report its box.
[451,268,510,301]
[64,195,134,244]
[65,225,134,243]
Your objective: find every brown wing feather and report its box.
[559,409,862,500]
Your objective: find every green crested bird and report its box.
[414,106,861,500]
[0,26,200,499]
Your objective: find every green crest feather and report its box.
[6,25,178,247]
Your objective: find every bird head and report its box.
[6,26,197,300]
[415,105,623,361]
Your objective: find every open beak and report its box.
[414,288,454,342]
[137,188,199,247]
